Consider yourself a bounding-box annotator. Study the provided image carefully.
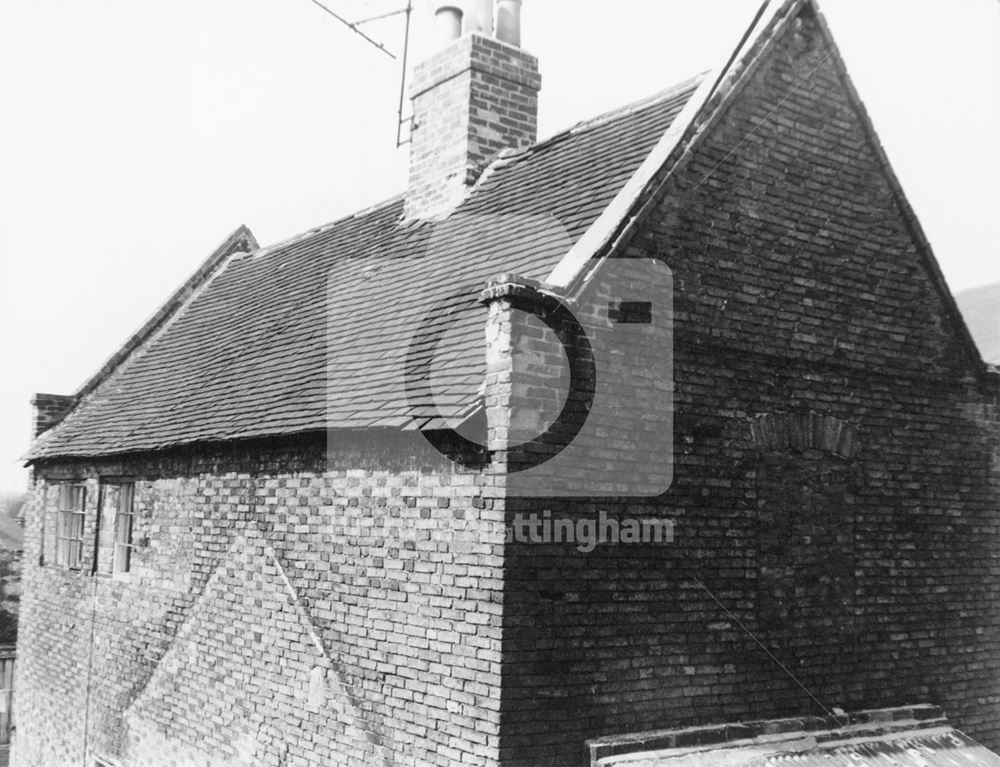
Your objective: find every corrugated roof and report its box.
[590,707,1000,767]
[27,77,701,460]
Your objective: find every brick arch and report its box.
[749,412,858,459]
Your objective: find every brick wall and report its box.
[494,5,1000,765]
[480,257,675,501]
[13,433,507,767]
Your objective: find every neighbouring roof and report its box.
[588,706,1000,767]
[956,281,1000,365]
[27,77,702,459]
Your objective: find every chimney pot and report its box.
[496,0,522,47]
[434,4,463,45]
[463,0,494,37]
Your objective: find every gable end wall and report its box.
[496,6,1000,764]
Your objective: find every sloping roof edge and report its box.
[545,0,797,290]
[806,4,989,378]
[73,224,259,405]
[24,225,258,462]
[545,0,991,379]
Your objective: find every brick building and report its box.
[14,1,1000,765]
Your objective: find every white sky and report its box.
[1,0,998,493]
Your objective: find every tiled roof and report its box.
[956,281,1000,365]
[27,77,701,460]
[589,706,1000,767]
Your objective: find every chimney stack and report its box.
[30,393,74,438]
[405,0,540,221]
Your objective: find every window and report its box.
[0,648,13,747]
[94,481,136,575]
[55,484,86,569]
[113,483,135,574]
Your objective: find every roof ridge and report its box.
[250,79,710,256]
[26,224,260,459]
[24,52,706,460]
[563,73,708,136]
[484,73,708,171]
[75,224,258,402]
[253,193,406,259]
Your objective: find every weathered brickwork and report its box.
[495,6,1000,765]
[15,434,507,766]
[480,261,674,499]
[499,359,1000,764]
[13,5,1000,767]
[407,33,541,221]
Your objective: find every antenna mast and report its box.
[304,0,417,147]
[396,1,414,147]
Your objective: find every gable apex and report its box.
[25,224,258,460]
[544,0,987,377]
[75,224,259,404]
[543,0,812,290]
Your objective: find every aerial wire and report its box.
[304,0,397,59]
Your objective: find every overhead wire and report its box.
[304,0,397,59]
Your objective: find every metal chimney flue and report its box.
[464,0,494,36]
[434,4,463,45]
[496,0,522,47]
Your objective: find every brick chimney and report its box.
[405,0,540,221]
[30,393,74,438]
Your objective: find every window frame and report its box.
[112,482,136,575]
[55,483,86,570]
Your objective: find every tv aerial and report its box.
[305,0,416,147]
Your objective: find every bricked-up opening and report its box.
[406,2,540,221]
